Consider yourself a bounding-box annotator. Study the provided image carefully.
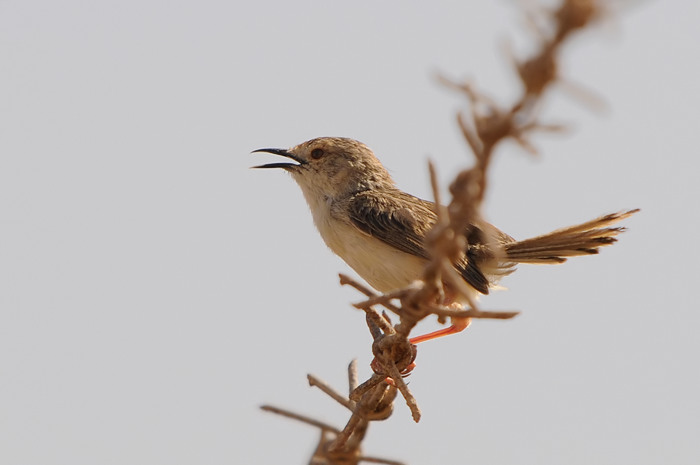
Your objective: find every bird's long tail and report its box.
[503,209,639,264]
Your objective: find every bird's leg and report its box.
[408,286,474,344]
[409,316,472,344]
[371,301,471,383]
[377,315,470,385]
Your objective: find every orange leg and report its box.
[409,316,471,344]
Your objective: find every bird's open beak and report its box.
[251,148,305,170]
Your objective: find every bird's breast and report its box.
[308,198,427,293]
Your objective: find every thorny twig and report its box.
[337,0,607,428]
[264,1,613,462]
[262,362,404,465]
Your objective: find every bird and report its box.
[252,137,637,343]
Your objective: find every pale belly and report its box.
[318,220,427,293]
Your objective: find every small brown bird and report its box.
[253,137,637,342]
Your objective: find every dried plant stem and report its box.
[308,374,354,411]
[263,2,621,463]
[260,405,340,434]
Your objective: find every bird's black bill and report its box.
[251,147,305,170]
[252,162,298,169]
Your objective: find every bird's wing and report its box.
[347,190,434,259]
[347,190,490,294]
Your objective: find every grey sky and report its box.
[1,1,698,464]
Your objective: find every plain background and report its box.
[2,1,699,464]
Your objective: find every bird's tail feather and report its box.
[503,209,639,264]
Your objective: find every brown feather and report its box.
[505,210,638,264]
[347,190,491,294]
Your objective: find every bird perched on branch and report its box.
[253,137,637,342]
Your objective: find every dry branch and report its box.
[263,1,623,463]
[329,0,610,438]
[262,361,403,465]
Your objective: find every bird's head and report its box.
[253,137,394,199]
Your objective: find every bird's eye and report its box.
[310,148,324,160]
